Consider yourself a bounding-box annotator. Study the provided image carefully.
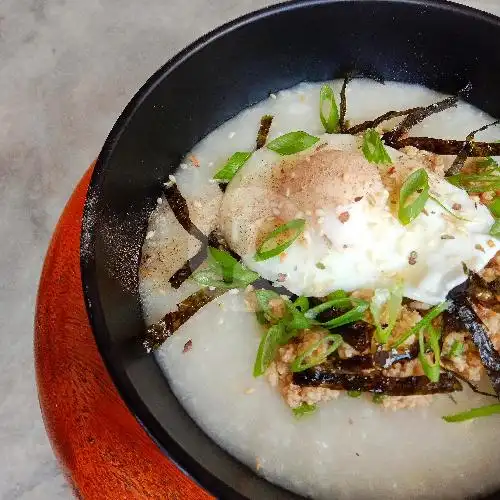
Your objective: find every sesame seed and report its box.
[408,250,418,265]
[256,457,262,471]
[229,288,239,295]
[145,231,155,240]
[269,93,277,100]
[168,174,176,183]
[245,388,255,395]
[157,197,163,205]
[228,131,236,139]
[180,163,189,169]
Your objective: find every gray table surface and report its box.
[1,0,499,498]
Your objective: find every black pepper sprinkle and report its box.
[408,251,418,265]
[441,234,455,240]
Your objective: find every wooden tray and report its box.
[34,165,212,499]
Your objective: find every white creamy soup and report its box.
[139,79,500,499]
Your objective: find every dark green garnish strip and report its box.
[418,325,441,383]
[267,131,320,155]
[292,366,462,395]
[304,297,369,329]
[290,334,343,372]
[388,137,500,157]
[164,183,207,243]
[383,88,468,145]
[346,107,420,135]
[213,152,252,182]
[445,120,500,177]
[339,73,354,132]
[319,85,340,133]
[448,282,500,395]
[141,288,224,352]
[256,115,274,149]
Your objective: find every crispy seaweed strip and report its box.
[339,73,354,132]
[164,183,207,244]
[141,288,225,352]
[445,120,500,176]
[256,115,274,149]
[448,282,500,395]
[389,137,500,156]
[169,229,239,289]
[383,84,471,145]
[329,355,375,371]
[441,365,498,399]
[346,108,420,135]
[292,367,462,395]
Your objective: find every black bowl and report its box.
[81,1,500,498]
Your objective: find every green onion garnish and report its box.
[447,340,464,358]
[191,247,259,289]
[327,289,348,301]
[304,297,369,329]
[347,390,362,398]
[490,219,500,237]
[253,323,285,377]
[290,334,343,372]
[254,289,282,321]
[293,296,310,313]
[418,324,441,383]
[254,219,306,262]
[392,301,448,348]
[267,131,320,156]
[372,394,385,404]
[443,403,500,423]
[292,402,318,418]
[398,168,430,225]
[319,85,340,133]
[429,195,470,222]
[370,284,403,345]
[362,129,392,165]
[447,173,500,193]
[489,197,500,218]
[212,152,252,181]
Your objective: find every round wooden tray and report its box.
[34,165,212,499]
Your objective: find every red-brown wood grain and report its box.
[34,165,212,499]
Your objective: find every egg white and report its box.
[221,134,497,304]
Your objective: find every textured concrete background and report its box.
[0,0,498,498]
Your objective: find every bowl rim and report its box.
[81,0,500,498]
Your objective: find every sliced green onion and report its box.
[293,296,309,313]
[429,195,471,222]
[212,152,252,181]
[290,334,343,372]
[267,131,320,156]
[418,324,441,383]
[392,301,449,348]
[489,197,500,218]
[372,394,385,404]
[285,304,312,332]
[254,219,306,261]
[253,323,285,377]
[443,403,500,423]
[292,402,318,418]
[305,297,369,329]
[447,340,464,358]
[490,219,500,237]
[362,129,392,165]
[254,289,281,319]
[347,390,362,398]
[316,262,326,270]
[447,173,500,193]
[319,85,339,133]
[327,290,348,301]
[370,283,403,345]
[398,168,430,225]
[192,247,259,288]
